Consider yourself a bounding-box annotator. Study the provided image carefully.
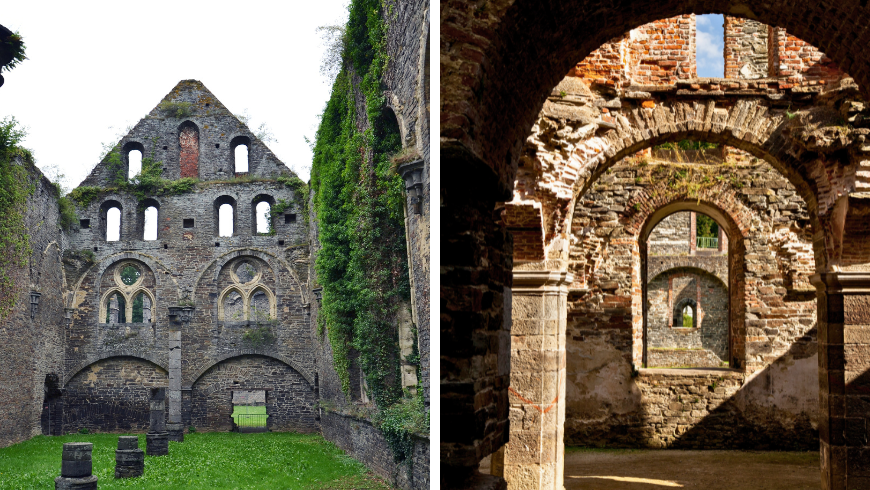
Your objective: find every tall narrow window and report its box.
[255,201,271,234]
[219,203,234,237]
[235,145,249,173]
[696,15,725,78]
[144,206,158,241]
[106,207,121,241]
[128,149,142,179]
[106,292,127,324]
[179,122,199,178]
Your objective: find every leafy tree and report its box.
[696,213,718,238]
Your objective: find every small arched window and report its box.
[106,292,126,323]
[144,206,158,241]
[231,136,252,174]
[219,204,234,237]
[179,121,200,178]
[235,145,249,173]
[256,201,271,234]
[214,196,237,238]
[673,299,697,328]
[106,207,121,242]
[128,149,142,179]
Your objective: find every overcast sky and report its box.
[696,14,725,78]
[1,1,349,190]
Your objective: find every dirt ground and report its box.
[480,449,821,490]
[563,449,821,490]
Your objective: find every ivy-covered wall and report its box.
[308,0,429,488]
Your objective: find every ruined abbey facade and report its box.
[0,1,428,488]
[444,4,870,490]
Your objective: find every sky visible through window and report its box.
[696,14,725,78]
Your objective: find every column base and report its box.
[115,449,144,478]
[54,475,98,490]
[146,432,168,456]
[167,423,184,442]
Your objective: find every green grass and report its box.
[0,432,392,489]
[232,406,267,427]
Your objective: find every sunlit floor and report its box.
[483,448,821,490]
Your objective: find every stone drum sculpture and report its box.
[115,436,144,478]
[55,442,97,490]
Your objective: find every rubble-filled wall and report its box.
[563,155,818,448]
[724,18,769,80]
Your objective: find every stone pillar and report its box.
[166,306,191,442]
[503,265,571,490]
[167,325,183,442]
[55,442,97,490]
[813,272,870,490]
[115,436,144,478]
[146,387,168,456]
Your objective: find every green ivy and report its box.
[68,186,103,208]
[0,116,34,318]
[311,0,421,463]
[158,101,193,119]
[1,31,27,72]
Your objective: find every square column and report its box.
[503,267,572,490]
[813,273,870,490]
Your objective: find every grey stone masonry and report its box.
[146,388,168,456]
[55,443,97,490]
[115,436,144,478]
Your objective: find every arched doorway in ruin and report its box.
[441,4,870,487]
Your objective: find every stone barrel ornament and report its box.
[55,442,98,490]
[146,387,169,456]
[115,436,144,478]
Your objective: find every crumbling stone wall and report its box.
[724,17,769,80]
[571,15,696,88]
[563,156,818,448]
[648,213,691,256]
[768,28,845,85]
[0,162,66,447]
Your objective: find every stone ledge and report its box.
[638,367,743,378]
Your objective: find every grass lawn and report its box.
[0,432,392,490]
[232,405,267,427]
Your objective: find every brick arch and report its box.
[185,352,313,389]
[441,0,870,196]
[63,353,168,386]
[649,264,729,289]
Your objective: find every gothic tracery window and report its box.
[101,262,155,324]
[218,259,276,322]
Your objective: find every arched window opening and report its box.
[179,121,200,178]
[256,201,271,234]
[219,204,234,237]
[645,211,730,369]
[231,136,252,175]
[249,289,271,322]
[106,292,127,324]
[214,196,237,238]
[144,206,158,241]
[223,290,244,322]
[106,207,121,242]
[128,149,142,179]
[235,145,249,173]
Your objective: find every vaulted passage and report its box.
[443,5,870,490]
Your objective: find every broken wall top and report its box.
[80,80,296,187]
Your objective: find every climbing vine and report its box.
[311,0,421,462]
[0,116,35,318]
